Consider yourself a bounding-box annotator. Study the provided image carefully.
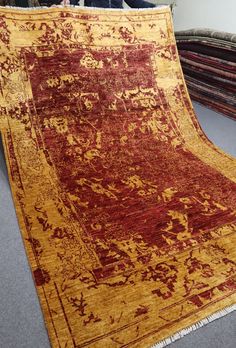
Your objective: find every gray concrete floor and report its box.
[0,102,236,348]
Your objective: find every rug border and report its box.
[1,5,236,348]
[151,304,236,348]
[170,12,236,183]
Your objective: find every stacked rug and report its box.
[176,29,236,120]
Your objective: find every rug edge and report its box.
[150,304,236,348]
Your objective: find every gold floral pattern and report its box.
[0,6,236,348]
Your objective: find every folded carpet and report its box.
[176,29,236,120]
[1,6,236,348]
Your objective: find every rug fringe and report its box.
[150,304,236,348]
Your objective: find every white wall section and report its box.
[173,0,236,33]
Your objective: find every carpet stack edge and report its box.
[176,28,236,120]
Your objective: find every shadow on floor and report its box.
[0,133,9,181]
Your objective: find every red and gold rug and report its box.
[1,6,236,348]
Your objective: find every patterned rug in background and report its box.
[1,6,236,348]
[176,29,236,121]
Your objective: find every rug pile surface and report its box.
[176,29,236,120]
[1,6,236,348]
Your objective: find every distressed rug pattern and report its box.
[1,6,236,348]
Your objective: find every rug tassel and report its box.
[151,304,236,348]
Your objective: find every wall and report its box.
[174,0,236,33]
